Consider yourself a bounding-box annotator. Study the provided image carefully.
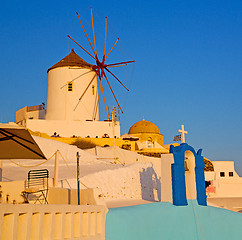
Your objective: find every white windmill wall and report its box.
[45,67,99,121]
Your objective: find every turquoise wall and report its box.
[106,200,242,240]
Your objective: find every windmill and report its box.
[67,7,135,121]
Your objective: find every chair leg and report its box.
[34,190,48,204]
[34,195,40,204]
[43,190,48,204]
[21,192,29,203]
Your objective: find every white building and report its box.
[205,161,242,198]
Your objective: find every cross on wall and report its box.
[178,125,188,143]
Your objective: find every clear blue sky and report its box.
[1,1,242,174]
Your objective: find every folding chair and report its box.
[22,169,49,204]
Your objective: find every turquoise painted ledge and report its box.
[105,200,242,240]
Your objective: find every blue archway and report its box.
[170,143,207,206]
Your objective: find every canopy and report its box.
[120,133,139,141]
[0,123,46,159]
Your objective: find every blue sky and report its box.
[1,1,242,174]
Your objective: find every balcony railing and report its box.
[27,105,44,112]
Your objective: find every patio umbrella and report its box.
[0,123,46,159]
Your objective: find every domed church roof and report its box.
[128,118,161,135]
[47,49,94,72]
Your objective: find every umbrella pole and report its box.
[0,160,2,182]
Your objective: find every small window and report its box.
[205,181,211,188]
[67,82,73,92]
[220,172,225,177]
[92,85,95,95]
[229,172,233,177]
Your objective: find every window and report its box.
[147,137,153,148]
[229,172,233,177]
[220,172,225,177]
[92,85,95,95]
[67,82,73,91]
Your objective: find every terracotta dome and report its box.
[128,119,161,135]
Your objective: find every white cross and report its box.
[178,125,188,143]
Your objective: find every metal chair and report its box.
[22,169,49,204]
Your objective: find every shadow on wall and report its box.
[139,167,161,201]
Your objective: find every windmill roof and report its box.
[47,49,94,72]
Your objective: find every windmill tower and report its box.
[45,49,99,121]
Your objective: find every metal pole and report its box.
[111,107,117,163]
[76,152,80,205]
[53,150,59,187]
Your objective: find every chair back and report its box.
[27,169,49,190]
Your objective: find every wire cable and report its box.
[8,152,56,168]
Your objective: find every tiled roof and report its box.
[47,49,93,72]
